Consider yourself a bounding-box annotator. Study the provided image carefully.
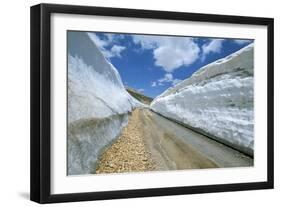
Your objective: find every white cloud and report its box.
[132,35,159,49]
[87,32,126,59]
[110,45,126,58]
[104,33,115,42]
[152,73,182,87]
[202,39,224,60]
[104,33,124,43]
[132,35,200,72]
[151,82,157,87]
[234,39,252,45]
[158,73,173,83]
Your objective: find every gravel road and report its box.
[96,108,253,174]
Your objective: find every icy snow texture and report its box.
[68,32,140,175]
[151,43,254,156]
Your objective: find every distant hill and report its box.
[126,87,153,105]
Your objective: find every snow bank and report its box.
[151,44,254,156]
[68,32,140,175]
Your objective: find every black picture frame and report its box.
[30,3,274,204]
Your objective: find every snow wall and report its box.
[68,32,140,175]
[151,44,254,156]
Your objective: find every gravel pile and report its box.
[96,109,156,174]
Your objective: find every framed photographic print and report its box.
[30,3,274,203]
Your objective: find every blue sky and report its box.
[87,32,253,98]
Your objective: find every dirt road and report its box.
[96,108,253,174]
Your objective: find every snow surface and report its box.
[68,32,140,175]
[151,44,254,156]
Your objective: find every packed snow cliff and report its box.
[68,32,140,175]
[151,44,254,156]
